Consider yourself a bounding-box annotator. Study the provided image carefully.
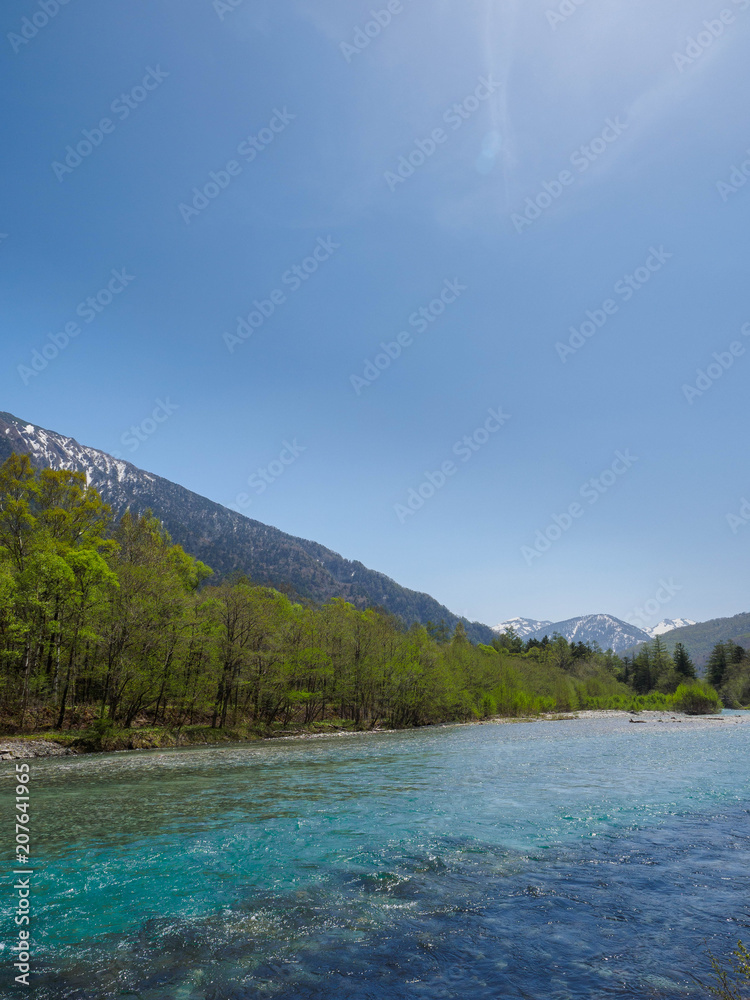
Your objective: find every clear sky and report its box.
[2,0,749,628]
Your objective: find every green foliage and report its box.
[673,642,696,680]
[707,642,730,689]
[0,457,640,733]
[702,640,750,709]
[0,454,739,737]
[669,682,722,715]
[699,941,750,1000]
[651,614,750,668]
[492,627,524,654]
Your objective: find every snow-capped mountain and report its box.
[523,614,652,653]
[0,411,496,643]
[0,412,156,507]
[643,618,697,638]
[492,617,553,638]
[493,613,700,652]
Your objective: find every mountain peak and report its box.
[643,618,697,637]
[532,614,651,652]
[492,613,702,653]
[492,617,552,637]
[494,613,651,653]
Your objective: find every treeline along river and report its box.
[3,712,749,998]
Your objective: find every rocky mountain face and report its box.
[494,615,700,652]
[0,412,495,644]
[492,617,552,638]
[523,614,652,653]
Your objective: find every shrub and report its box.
[669,683,722,715]
[698,940,750,999]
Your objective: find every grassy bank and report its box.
[1,718,384,755]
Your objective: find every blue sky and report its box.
[2,0,749,628]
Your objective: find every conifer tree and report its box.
[673,642,696,680]
[707,642,729,689]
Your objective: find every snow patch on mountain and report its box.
[492,617,553,637]
[493,613,699,651]
[0,410,499,644]
[524,614,652,653]
[0,411,164,509]
[643,618,697,638]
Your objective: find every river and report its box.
[3,712,749,998]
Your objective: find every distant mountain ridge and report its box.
[495,615,658,653]
[622,612,750,667]
[493,614,701,653]
[522,614,651,653]
[492,617,552,638]
[643,618,697,638]
[0,411,495,643]
[494,613,652,653]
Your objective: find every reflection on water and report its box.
[3,714,749,998]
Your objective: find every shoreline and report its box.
[1,709,746,761]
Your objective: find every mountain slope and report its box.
[492,617,552,638]
[624,613,750,667]
[643,618,697,638]
[525,614,651,653]
[0,412,495,643]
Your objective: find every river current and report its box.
[3,712,749,998]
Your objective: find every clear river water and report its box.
[2,712,749,999]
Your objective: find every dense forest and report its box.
[0,454,743,742]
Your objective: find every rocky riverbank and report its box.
[0,710,746,760]
[0,739,78,760]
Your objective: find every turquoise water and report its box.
[3,713,749,998]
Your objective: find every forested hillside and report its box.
[0,455,733,740]
[0,412,494,643]
[659,613,750,667]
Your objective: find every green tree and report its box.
[549,635,573,672]
[493,626,524,654]
[673,642,696,680]
[0,454,38,571]
[425,619,451,644]
[699,941,750,999]
[707,642,730,689]
[632,645,652,694]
